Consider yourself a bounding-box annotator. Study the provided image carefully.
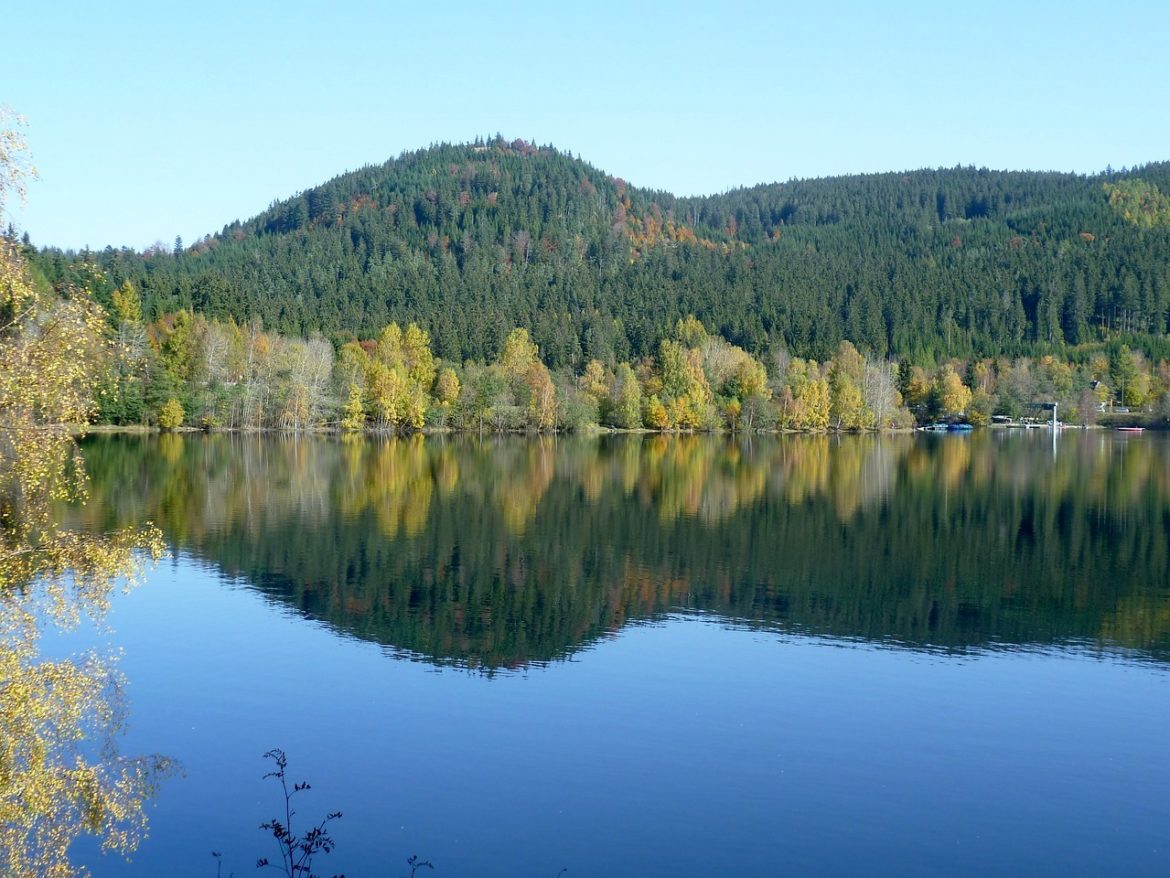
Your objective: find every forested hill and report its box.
[30,137,1170,366]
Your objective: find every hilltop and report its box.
[30,137,1170,364]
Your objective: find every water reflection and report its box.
[1,423,171,877]
[73,432,1170,669]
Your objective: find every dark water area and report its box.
[63,432,1170,876]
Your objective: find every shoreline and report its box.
[74,422,1165,438]
[78,423,920,437]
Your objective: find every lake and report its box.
[59,431,1170,877]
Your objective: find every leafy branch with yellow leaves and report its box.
[1,108,175,878]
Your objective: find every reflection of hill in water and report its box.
[74,432,1170,669]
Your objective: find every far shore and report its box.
[73,421,1170,438]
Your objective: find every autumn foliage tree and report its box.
[934,365,973,419]
[1,109,172,878]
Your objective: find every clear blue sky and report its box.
[7,0,1169,250]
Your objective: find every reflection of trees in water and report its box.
[1,427,173,878]
[489,439,555,536]
[72,432,1170,670]
[1102,594,1170,652]
[340,435,435,538]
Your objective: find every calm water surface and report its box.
[62,432,1170,876]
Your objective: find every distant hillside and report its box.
[30,137,1170,365]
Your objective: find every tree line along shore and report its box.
[77,280,1170,434]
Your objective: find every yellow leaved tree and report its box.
[1,108,173,878]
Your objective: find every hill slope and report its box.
[32,137,1170,364]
